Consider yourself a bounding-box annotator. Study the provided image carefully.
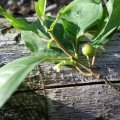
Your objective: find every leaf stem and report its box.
[86,56,91,67]
[50,15,60,31]
[92,55,96,66]
[76,62,100,78]
[72,43,78,58]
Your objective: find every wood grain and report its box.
[0,91,48,120]
[46,84,120,120]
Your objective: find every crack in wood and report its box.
[14,80,120,95]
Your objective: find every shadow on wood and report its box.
[0,90,106,120]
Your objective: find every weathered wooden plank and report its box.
[46,84,120,120]
[0,91,48,120]
[0,29,29,65]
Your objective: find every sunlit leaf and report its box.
[0,6,36,31]
[0,55,48,107]
[35,0,46,17]
[60,0,103,38]
[21,30,67,58]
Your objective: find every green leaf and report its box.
[0,6,36,31]
[0,55,48,107]
[44,16,74,53]
[102,0,120,31]
[0,6,4,13]
[21,31,48,54]
[60,0,103,38]
[33,19,50,40]
[92,0,120,47]
[106,0,114,16]
[21,30,67,58]
[61,18,80,39]
[35,2,41,17]
[35,0,46,17]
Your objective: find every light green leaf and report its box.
[0,6,36,31]
[35,0,46,17]
[106,0,114,16]
[60,0,103,38]
[21,30,67,58]
[35,2,41,17]
[0,55,48,107]
[21,31,48,54]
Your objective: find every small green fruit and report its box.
[82,44,94,56]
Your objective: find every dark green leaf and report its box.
[61,18,80,39]
[92,0,120,47]
[32,19,50,40]
[44,16,55,29]
[44,16,74,53]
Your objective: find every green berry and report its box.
[82,44,94,56]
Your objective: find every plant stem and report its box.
[50,15,60,31]
[77,62,100,78]
[75,66,92,77]
[72,43,78,58]
[86,56,91,67]
[92,55,96,66]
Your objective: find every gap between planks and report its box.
[14,80,120,94]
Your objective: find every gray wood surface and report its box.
[0,18,120,120]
